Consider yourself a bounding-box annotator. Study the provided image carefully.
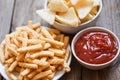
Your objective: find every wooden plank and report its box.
[0,0,15,43]
[0,0,15,79]
[11,0,47,32]
[82,0,120,80]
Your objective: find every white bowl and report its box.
[44,0,103,34]
[71,27,120,70]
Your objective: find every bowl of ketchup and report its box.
[71,27,120,70]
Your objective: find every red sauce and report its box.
[75,31,118,64]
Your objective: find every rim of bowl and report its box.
[44,0,103,27]
[71,27,120,67]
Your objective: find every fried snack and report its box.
[30,51,54,59]
[17,43,42,53]
[32,70,52,80]
[18,62,38,69]
[20,69,31,76]
[56,7,80,27]
[37,0,100,27]
[8,61,17,72]
[63,36,69,48]
[41,28,54,40]
[0,44,5,63]
[40,36,64,47]
[0,21,71,80]
[49,48,65,57]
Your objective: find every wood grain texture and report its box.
[0,0,15,42]
[11,0,46,32]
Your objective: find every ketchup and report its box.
[75,31,118,64]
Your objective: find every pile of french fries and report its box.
[0,21,71,80]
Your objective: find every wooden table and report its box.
[0,0,120,80]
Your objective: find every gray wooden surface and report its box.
[0,0,120,80]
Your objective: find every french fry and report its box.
[0,44,5,63]
[64,50,70,62]
[17,43,42,53]
[18,74,24,80]
[32,23,41,29]
[7,44,18,56]
[41,28,54,40]
[64,50,70,72]
[36,27,41,33]
[32,70,52,80]
[18,62,38,69]
[60,34,64,42]
[26,58,49,66]
[8,61,17,72]
[13,38,20,47]
[16,53,25,61]
[27,39,45,45]
[40,36,64,47]
[27,20,33,28]
[47,72,55,79]
[48,28,60,34]
[49,48,65,57]
[4,45,9,60]
[6,71,17,80]
[44,43,51,49]
[48,58,64,64]
[30,51,54,59]
[20,68,31,76]
[63,36,69,48]
[5,57,15,64]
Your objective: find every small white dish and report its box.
[71,27,120,70]
[44,0,103,34]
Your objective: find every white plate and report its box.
[0,27,72,80]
